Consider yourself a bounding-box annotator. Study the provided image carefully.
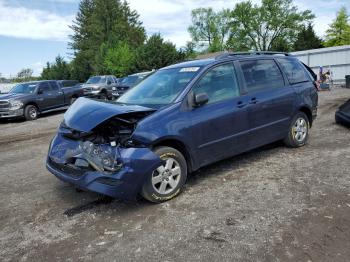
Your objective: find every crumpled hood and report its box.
[64,97,155,132]
[0,93,29,100]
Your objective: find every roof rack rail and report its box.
[215,51,291,60]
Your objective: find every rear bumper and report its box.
[0,109,23,118]
[46,134,162,200]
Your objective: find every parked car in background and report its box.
[112,76,121,85]
[82,75,118,100]
[47,52,318,203]
[0,80,84,121]
[335,99,350,127]
[112,71,154,97]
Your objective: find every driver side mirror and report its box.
[107,80,111,85]
[193,93,209,107]
[37,88,44,95]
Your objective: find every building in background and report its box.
[292,45,350,84]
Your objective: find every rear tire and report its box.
[24,105,38,121]
[141,146,187,203]
[284,112,309,148]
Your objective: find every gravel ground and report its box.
[0,88,349,262]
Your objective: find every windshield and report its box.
[86,76,105,84]
[10,83,38,94]
[117,67,200,106]
[121,75,140,86]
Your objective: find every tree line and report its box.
[39,0,350,82]
[41,0,188,82]
[188,1,350,52]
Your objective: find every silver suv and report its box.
[82,75,118,100]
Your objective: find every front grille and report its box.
[49,158,88,178]
[0,101,9,110]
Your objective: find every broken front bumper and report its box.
[46,134,162,200]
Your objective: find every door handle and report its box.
[249,97,258,104]
[237,101,247,108]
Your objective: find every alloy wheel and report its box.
[292,117,307,142]
[152,158,181,195]
[29,107,37,119]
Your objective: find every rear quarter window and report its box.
[277,58,310,84]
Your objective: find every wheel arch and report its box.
[151,138,193,173]
[24,102,40,112]
[298,106,313,127]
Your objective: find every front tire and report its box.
[141,146,187,203]
[24,105,38,121]
[99,92,107,100]
[284,112,309,148]
[70,96,77,105]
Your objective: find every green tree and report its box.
[17,68,33,80]
[69,0,145,80]
[41,55,71,80]
[324,7,350,47]
[104,42,135,77]
[293,23,323,51]
[270,37,291,52]
[231,0,314,51]
[135,34,185,71]
[69,0,95,81]
[188,8,234,52]
[180,41,198,59]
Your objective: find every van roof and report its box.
[163,52,294,70]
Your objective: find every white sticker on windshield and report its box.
[179,67,200,73]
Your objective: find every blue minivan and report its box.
[46,52,318,203]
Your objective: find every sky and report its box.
[0,0,349,77]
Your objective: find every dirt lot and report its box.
[0,88,350,262]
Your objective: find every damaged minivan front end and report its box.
[46,97,162,200]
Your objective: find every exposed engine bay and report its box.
[56,111,154,173]
[62,111,152,145]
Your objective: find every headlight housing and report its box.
[80,141,121,172]
[9,100,23,110]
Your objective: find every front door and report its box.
[48,81,65,108]
[187,63,250,167]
